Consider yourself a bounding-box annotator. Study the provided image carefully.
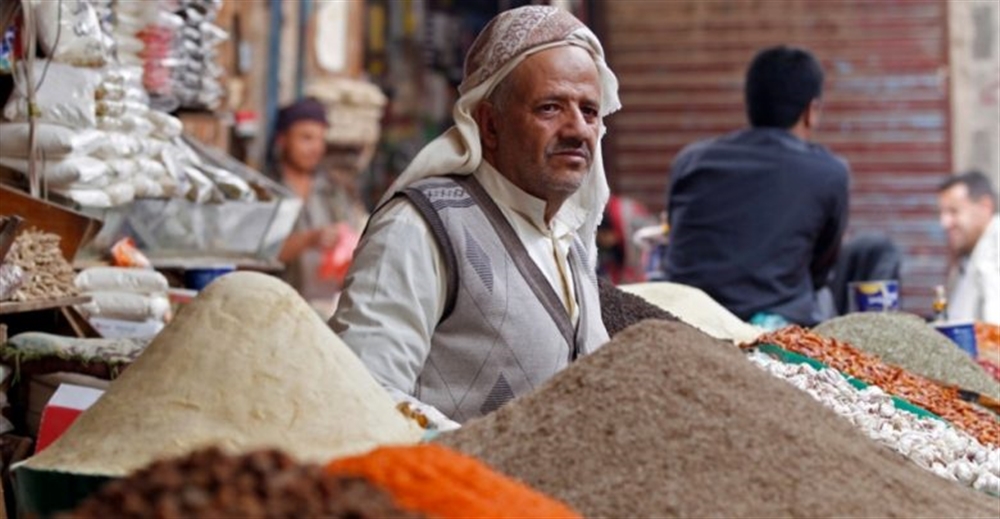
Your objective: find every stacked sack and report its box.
[0,0,185,207]
[74,267,171,339]
[0,0,243,207]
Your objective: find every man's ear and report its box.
[475,102,499,151]
[802,99,822,130]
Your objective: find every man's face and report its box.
[278,121,327,174]
[480,46,601,210]
[938,184,994,256]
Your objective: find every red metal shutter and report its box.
[602,0,951,313]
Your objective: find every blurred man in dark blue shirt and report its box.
[664,46,850,326]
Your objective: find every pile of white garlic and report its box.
[747,350,1000,495]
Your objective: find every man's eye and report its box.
[539,103,559,113]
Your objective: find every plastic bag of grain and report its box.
[0,156,110,187]
[76,291,171,322]
[33,0,112,67]
[75,268,169,295]
[0,124,104,159]
[3,61,101,128]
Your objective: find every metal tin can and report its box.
[847,280,900,312]
[934,321,978,358]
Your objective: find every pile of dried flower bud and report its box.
[747,350,1000,495]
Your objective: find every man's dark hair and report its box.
[939,170,999,212]
[744,45,825,129]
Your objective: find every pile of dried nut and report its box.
[753,327,999,447]
[5,229,78,302]
[64,447,423,519]
[748,350,1000,495]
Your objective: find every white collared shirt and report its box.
[948,214,1000,324]
[330,162,583,396]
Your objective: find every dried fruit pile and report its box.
[753,327,999,447]
[5,229,78,301]
[63,448,423,519]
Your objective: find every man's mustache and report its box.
[548,140,592,161]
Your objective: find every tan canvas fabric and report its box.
[23,272,423,476]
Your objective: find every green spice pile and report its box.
[814,313,999,399]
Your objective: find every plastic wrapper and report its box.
[198,164,256,202]
[0,263,26,301]
[75,267,168,294]
[147,110,183,140]
[33,0,112,67]
[0,156,110,186]
[76,290,171,322]
[52,182,136,208]
[182,165,224,203]
[136,157,168,178]
[3,61,101,128]
[0,123,104,158]
[92,133,142,159]
[111,237,152,268]
[107,159,139,180]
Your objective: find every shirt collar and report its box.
[473,161,588,236]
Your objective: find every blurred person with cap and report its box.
[271,98,361,308]
[938,171,1000,324]
[329,5,621,427]
[663,45,850,328]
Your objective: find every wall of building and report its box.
[949,0,1000,190]
[600,0,952,313]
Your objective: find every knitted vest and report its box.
[398,174,608,422]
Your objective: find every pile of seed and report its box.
[438,320,998,518]
[63,448,423,519]
[814,313,999,399]
[598,277,677,337]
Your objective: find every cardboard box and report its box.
[35,384,104,454]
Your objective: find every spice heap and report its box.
[439,320,998,517]
[748,350,1000,494]
[4,229,79,302]
[598,277,677,337]
[326,444,580,519]
[21,272,423,477]
[63,448,423,519]
[814,313,999,399]
[618,282,762,343]
[754,327,999,447]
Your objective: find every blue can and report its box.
[848,280,900,312]
[934,321,978,358]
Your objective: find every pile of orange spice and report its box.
[326,444,580,519]
[752,326,999,447]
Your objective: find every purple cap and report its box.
[275,98,328,134]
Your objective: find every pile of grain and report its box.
[438,320,998,517]
[64,448,422,519]
[815,313,999,399]
[598,277,677,337]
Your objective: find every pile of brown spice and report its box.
[439,320,999,518]
[63,448,423,519]
[598,277,677,337]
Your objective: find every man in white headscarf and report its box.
[329,5,621,428]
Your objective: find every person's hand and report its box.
[315,225,341,249]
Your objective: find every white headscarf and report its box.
[377,6,622,266]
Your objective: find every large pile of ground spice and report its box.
[598,277,678,337]
[438,320,999,517]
